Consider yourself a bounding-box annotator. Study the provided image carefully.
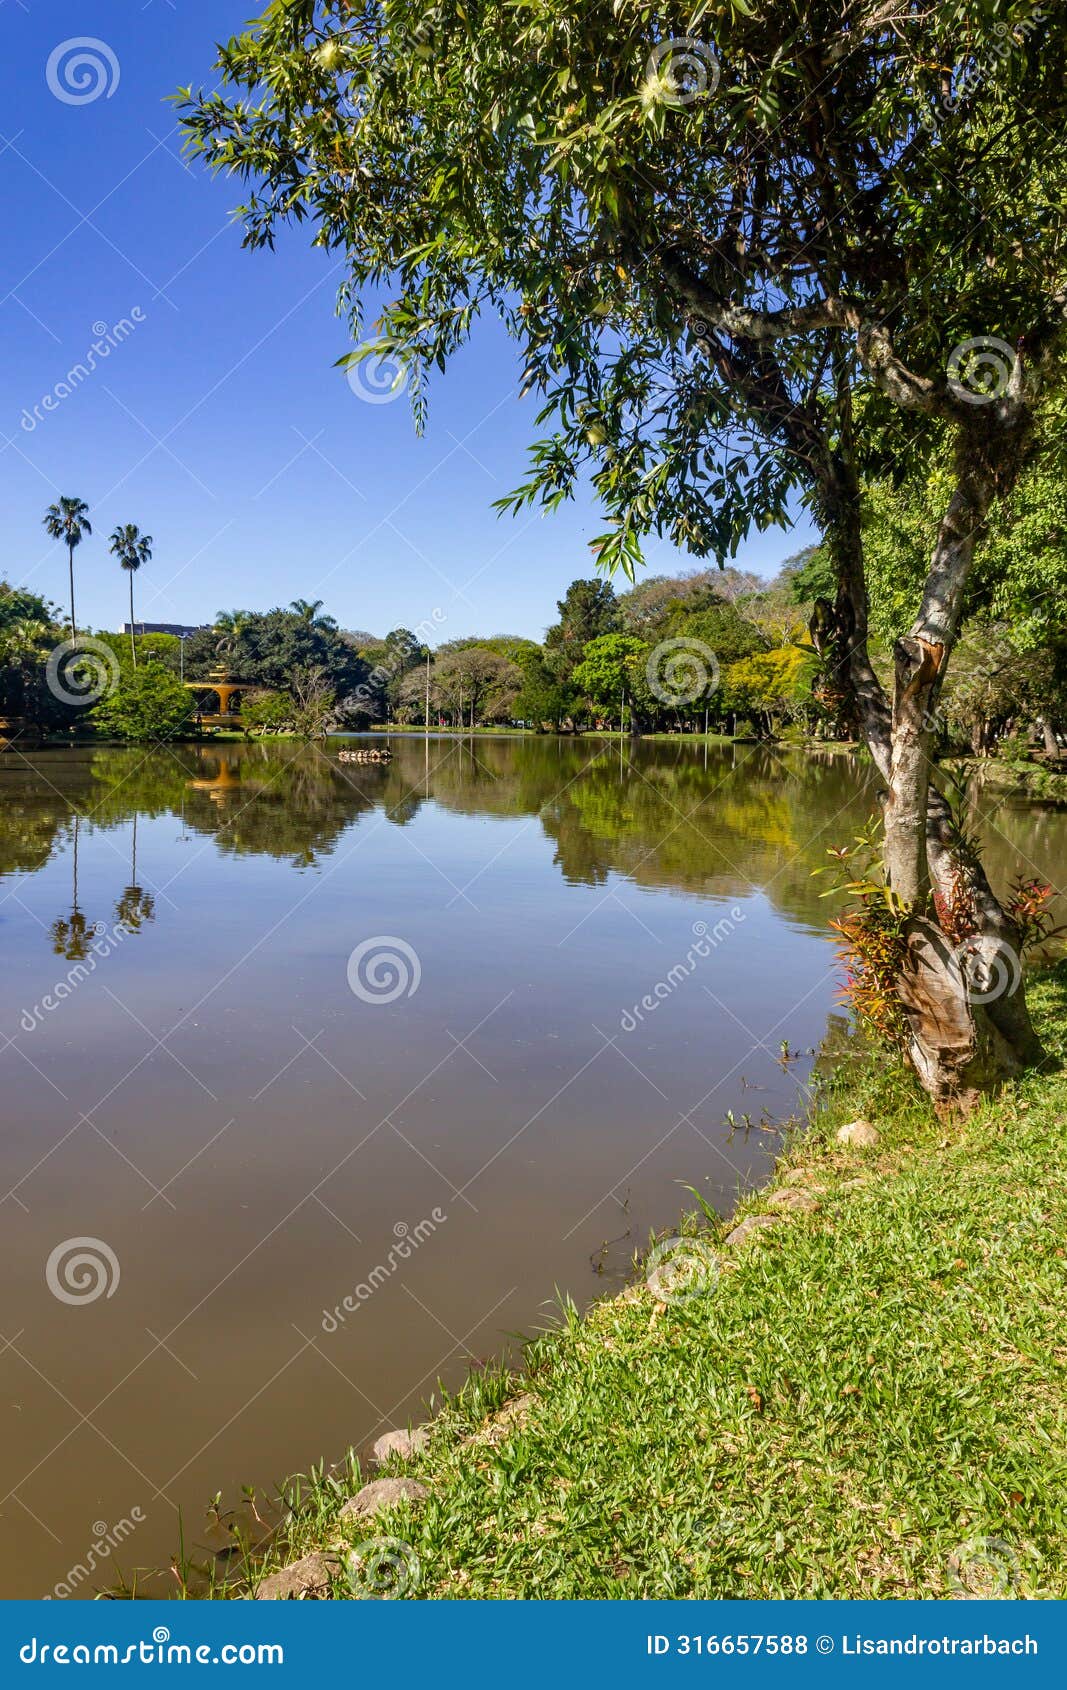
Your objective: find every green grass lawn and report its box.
[223,968,1067,1601]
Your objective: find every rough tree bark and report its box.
[816,402,1045,1106]
[664,261,1048,1106]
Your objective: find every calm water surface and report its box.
[1,735,1063,1595]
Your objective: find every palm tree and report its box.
[214,609,252,637]
[290,597,337,629]
[213,609,252,668]
[43,496,91,647]
[108,524,153,668]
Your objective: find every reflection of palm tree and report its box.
[43,495,92,647]
[108,524,153,669]
[49,813,95,961]
[115,814,155,931]
[115,885,154,929]
[50,909,93,960]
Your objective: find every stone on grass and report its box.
[372,1426,431,1464]
[723,1214,779,1247]
[339,1477,429,1523]
[766,1187,820,1214]
[836,1118,880,1149]
[255,1551,341,1600]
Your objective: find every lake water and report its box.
[0,735,1062,1596]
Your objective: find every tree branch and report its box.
[658,250,1021,420]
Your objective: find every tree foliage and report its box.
[572,632,648,715]
[544,579,619,681]
[864,419,1067,649]
[180,1,1066,561]
[93,665,194,742]
[183,607,369,703]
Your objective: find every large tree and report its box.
[182,606,368,705]
[43,495,91,647]
[0,583,60,730]
[108,523,154,668]
[181,0,1067,1102]
[544,578,620,681]
[432,644,522,724]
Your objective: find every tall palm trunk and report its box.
[128,571,137,669]
[68,542,78,648]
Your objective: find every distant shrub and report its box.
[93,664,193,742]
[242,689,293,733]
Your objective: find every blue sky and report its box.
[0,1,817,642]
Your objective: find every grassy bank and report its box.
[961,758,1067,806]
[217,969,1067,1601]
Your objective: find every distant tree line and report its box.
[3,534,1064,753]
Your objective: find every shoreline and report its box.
[188,966,1067,1601]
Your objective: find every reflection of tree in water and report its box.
[1,739,1061,938]
[115,815,155,932]
[202,747,379,867]
[531,745,880,920]
[379,737,882,926]
[88,744,382,870]
[0,797,67,880]
[49,813,95,962]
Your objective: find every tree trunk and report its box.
[128,572,137,669]
[68,544,78,648]
[821,418,1045,1107]
[668,263,1046,1108]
